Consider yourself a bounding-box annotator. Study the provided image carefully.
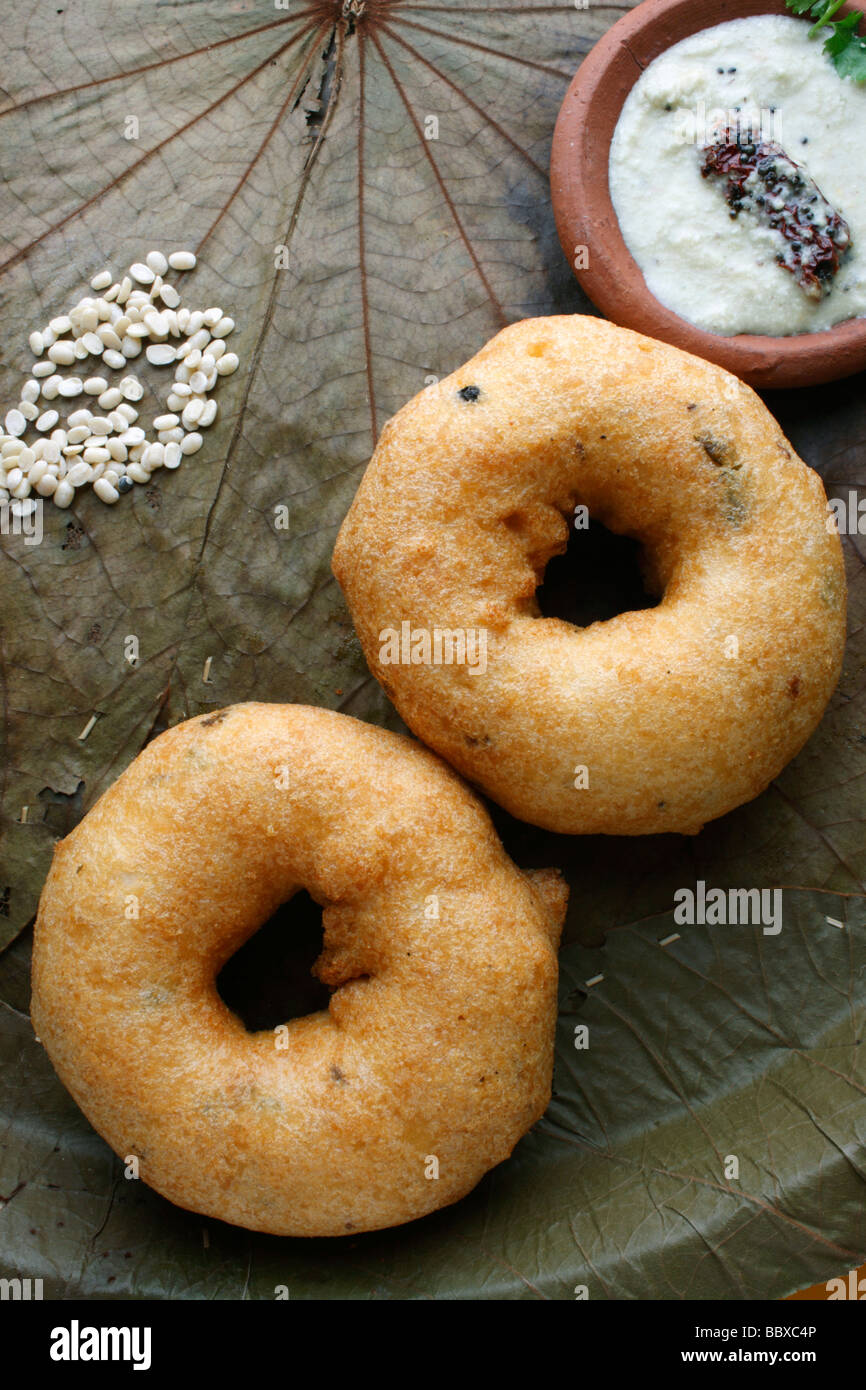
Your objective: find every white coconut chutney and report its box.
[608,15,866,336]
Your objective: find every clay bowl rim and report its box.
[549,0,866,390]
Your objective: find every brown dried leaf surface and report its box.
[0,0,864,1299]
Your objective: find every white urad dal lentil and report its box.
[609,15,866,336]
[0,250,241,510]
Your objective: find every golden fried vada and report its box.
[333,316,846,836]
[31,703,566,1237]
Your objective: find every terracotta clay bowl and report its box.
[550,0,866,389]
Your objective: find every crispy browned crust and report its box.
[333,316,846,835]
[31,704,566,1238]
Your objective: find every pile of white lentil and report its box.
[0,250,239,513]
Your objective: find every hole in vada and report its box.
[216,890,330,1032]
[536,516,659,626]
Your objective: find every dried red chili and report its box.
[700,133,852,301]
